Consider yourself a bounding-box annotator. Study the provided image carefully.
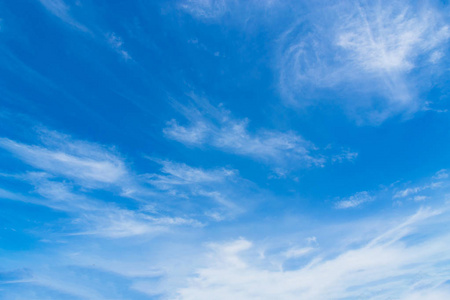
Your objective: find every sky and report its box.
[1,0,450,299]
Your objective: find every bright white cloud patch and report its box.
[172,207,450,300]
[337,4,448,74]
[278,0,450,123]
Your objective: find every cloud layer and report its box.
[173,207,450,299]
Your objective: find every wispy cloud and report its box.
[37,1,133,61]
[282,246,315,259]
[172,207,450,299]
[0,129,210,238]
[164,96,354,171]
[336,3,449,74]
[145,159,248,220]
[0,172,200,238]
[334,191,374,209]
[278,1,450,124]
[177,0,279,22]
[332,169,450,209]
[147,159,236,187]
[38,0,89,32]
[331,149,358,163]
[72,208,202,238]
[0,128,262,238]
[0,129,129,188]
[178,0,229,20]
[106,32,132,61]
[393,169,448,200]
[433,169,449,180]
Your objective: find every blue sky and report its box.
[1,0,450,298]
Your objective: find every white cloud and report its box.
[283,246,314,259]
[400,288,450,300]
[0,130,212,238]
[163,96,354,170]
[179,0,229,20]
[178,0,278,21]
[0,130,129,188]
[394,181,444,199]
[1,173,202,238]
[433,169,448,180]
[106,32,132,60]
[24,172,99,211]
[413,195,429,202]
[0,128,261,226]
[38,0,88,31]
[73,208,201,238]
[395,186,424,198]
[171,207,450,300]
[145,159,246,219]
[336,3,448,74]
[4,165,450,298]
[278,1,450,124]
[331,149,358,163]
[429,50,444,63]
[38,1,134,63]
[147,160,235,188]
[335,191,374,209]
[166,117,320,167]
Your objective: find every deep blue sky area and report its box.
[1,0,450,299]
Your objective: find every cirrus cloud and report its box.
[278,0,450,124]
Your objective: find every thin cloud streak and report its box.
[0,131,129,188]
[38,0,89,32]
[164,96,355,171]
[335,191,374,209]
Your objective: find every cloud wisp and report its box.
[164,96,355,171]
[38,0,89,32]
[278,0,450,124]
[177,0,278,22]
[37,0,133,61]
[334,191,374,209]
[178,0,229,20]
[106,32,132,61]
[145,159,250,221]
[333,169,450,209]
[392,169,450,205]
[0,128,261,239]
[0,129,129,189]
